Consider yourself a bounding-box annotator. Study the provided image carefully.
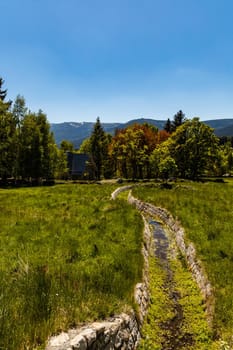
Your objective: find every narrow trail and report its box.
[149,219,193,350]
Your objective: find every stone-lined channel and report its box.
[149,219,193,349]
[46,186,215,350]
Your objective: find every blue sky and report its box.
[2,0,233,123]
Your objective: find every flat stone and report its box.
[92,321,106,333]
[70,334,87,350]
[80,328,97,345]
[47,332,69,347]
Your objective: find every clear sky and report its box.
[2,0,233,123]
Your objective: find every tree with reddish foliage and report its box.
[109,123,170,179]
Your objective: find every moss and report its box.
[133,180,233,342]
[139,258,174,349]
[139,240,218,349]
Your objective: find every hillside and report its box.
[50,118,170,148]
[204,119,233,136]
[51,118,233,148]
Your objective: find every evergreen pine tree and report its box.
[90,117,107,180]
[0,78,16,181]
[0,78,7,101]
[164,118,172,133]
[171,110,186,132]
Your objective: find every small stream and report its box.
[149,219,194,350]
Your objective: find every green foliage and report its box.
[138,258,175,349]
[19,110,57,181]
[216,142,233,176]
[170,110,186,132]
[158,156,177,181]
[0,108,17,179]
[0,77,7,101]
[171,258,215,349]
[0,80,16,180]
[89,117,110,179]
[163,110,186,134]
[109,123,169,179]
[60,139,74,152]
[0,184,143,349]
[54,148,69,179]
[150,144,177,180]
[78,137,91,154]
[12,95,27,126]
[156,118,221,179]
[164,117,172,133]
[0,79,59,183]
[0,76,229,182]
[133,180,233,345]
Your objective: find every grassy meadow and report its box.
[0,184,143,350]
[133,179,233,345]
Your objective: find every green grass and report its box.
[0,184,143,350]
[133,179,233,345]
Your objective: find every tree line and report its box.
[1,77,233,184]
[0,78,68,184]
[83,114,233,181]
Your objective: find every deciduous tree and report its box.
[109,123,169,179]
[165,118,220,179]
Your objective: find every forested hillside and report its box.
[1,77,233,183]
[51,118,233,148]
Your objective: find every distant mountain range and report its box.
[50,118,233,148]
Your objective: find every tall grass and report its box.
[0,184,143,350]
[133,180,233,344]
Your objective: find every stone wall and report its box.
[46,313,140,350]
[110,186,133,200]
[46,190,151,350]
[127,191,214,326]
[46,185,215,349]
